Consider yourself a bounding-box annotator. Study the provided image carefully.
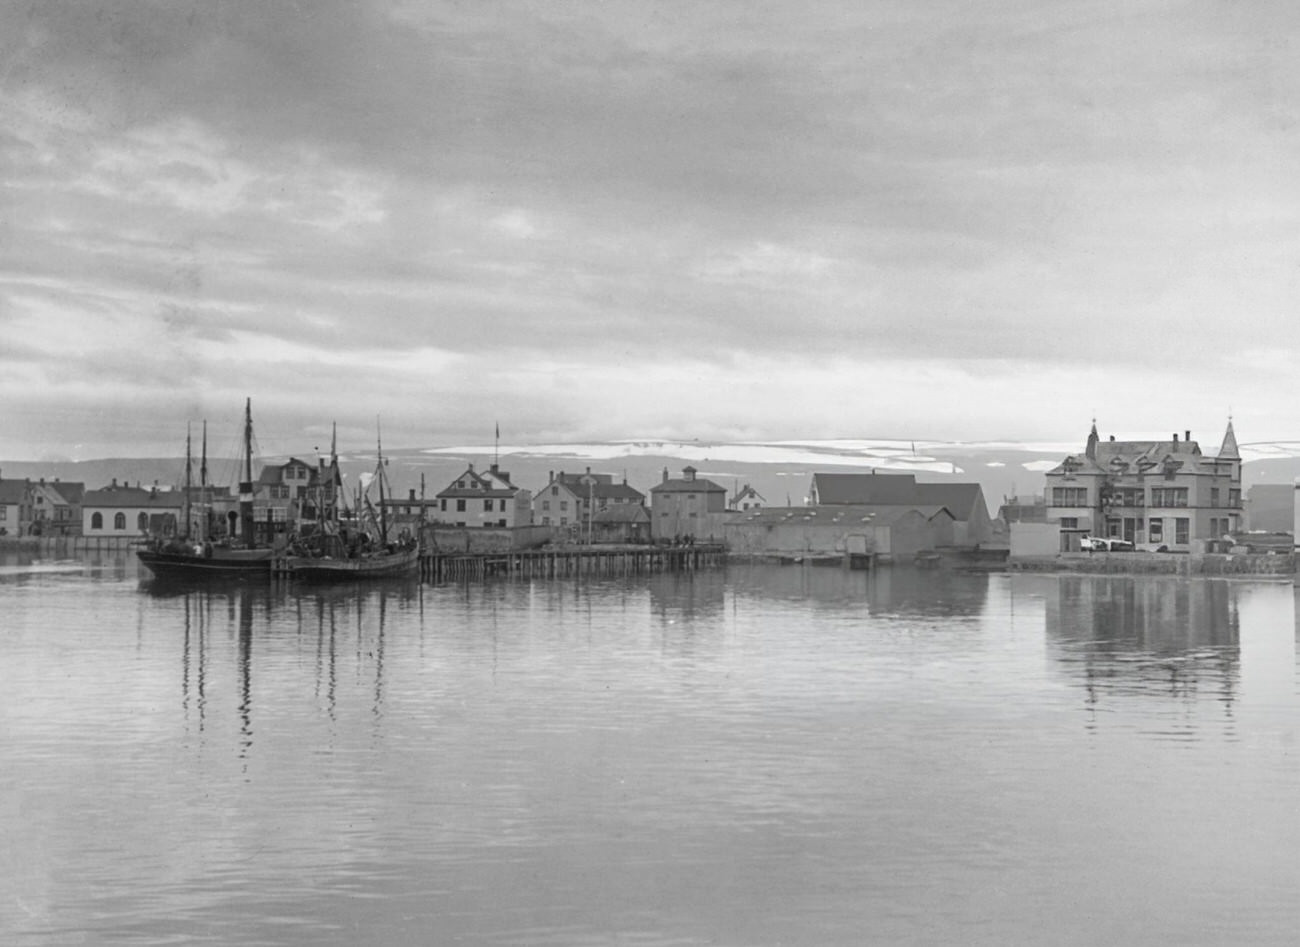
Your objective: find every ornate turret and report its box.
[1085,419,1099,461]
[1217,418,1240,459]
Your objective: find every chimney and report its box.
[1109,435,1115,441]
[1185,430,1191,443]
[1172,433,1179,448]
[111,478,117,488]
[662,467,669,483]
[409,489,416,500]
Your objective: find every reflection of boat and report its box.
[138,398,275,580]
[282,424,419,582]
[288,543,419,581]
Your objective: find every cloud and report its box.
[3,1,1300,459]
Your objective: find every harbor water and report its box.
[4,551,1299,945]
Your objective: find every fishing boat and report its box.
[137,399,276,580]
[282,424,419,582]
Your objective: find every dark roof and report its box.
[592,505,651,524]
[41,481,85,504]
[594,482,645,501]
[731,504,954,527]
[0,479,31,504]
[811,473,919,505]
[83,486,183,509]
[809,473,988,521]
[913,482,985,519]
[650,474,726,495]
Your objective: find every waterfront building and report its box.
[81,480,183,537]
[809,472,995,547]
[1042,421,1242,551]
[649,466,728,541]
[724,504,955,561]
[254,457,343,535]
[434,463,532,528]
[730,484,765,511]
[532,474,583,529]
[0,474,34,536]
[590,504,653,544]
[30,478,84,536]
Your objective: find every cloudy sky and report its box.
[3,0,1298,461]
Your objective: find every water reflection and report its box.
[1044,576,1240,709]
[726,561,990,617]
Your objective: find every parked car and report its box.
[1080,536,1134,552]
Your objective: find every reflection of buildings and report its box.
[723,562,990,618]
[1043,576,1239,706]
[647,568,727,626]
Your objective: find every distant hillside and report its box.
[3,439,1295,517]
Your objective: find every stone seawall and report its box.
[1007,552,1296,577]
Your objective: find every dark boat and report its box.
[282,423,419,582]
[137,399,274,580]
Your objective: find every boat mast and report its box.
[239,398,255,546]
[200,421,208,541]
[184,423,193,540]
[377,421,388,544]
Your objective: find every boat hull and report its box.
[283,547,419,582]
[137,546,274,580]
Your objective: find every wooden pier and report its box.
[419,543,726,583]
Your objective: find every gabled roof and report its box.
[257,457,320,486]
[733,484,765,502]
[593,482,645,502]
[436,465,520,499]
[811,473,919,505]
[810,473,986,521]
[592,505,651,524]
[35,481,85,504]
[650,469,727,494]
[731,504,955,527]
[0,479,31,504]
[913,482,986,519]
[534,478,584,501]
[83,486,183,509]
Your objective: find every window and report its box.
[551,486,558,496]
[1150,487,1188,508]
[91,512,102,529]
[457,480,465,489]
[499,499,507,512]
[0,507,6,521]
[560,517,567,526]
[1210,487,1220,507]
[440,499,447,511]
[560,501,568,511]
[542,500,550,511]
[1175,517,1189,544]
[114,512,126,530]
[1149,518,1163,542]
[1228,489,1241,508]
[1060,517,1078,529]
[137,512,148,531]
[1117,488,1144,506]
[456,499,466,512]
[1051,487,1087,506]
[542,516,550,525]
[483,499,493,511]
